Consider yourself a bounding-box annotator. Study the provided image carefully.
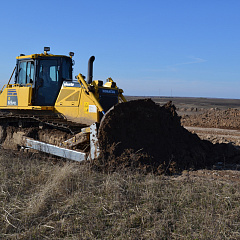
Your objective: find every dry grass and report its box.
[0,150,240,239]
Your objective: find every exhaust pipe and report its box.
[87,56,95,84]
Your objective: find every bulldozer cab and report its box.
[35,57,72,106]
[15,51,73,106]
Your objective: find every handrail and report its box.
[7,66,16,85]
[0,84,7,94]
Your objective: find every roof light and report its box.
[44,47,50,54]
[69,52,74,57]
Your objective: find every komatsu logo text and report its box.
[102,89,116,94]
[62,81,80,88]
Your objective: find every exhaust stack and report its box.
[87,56,95,84]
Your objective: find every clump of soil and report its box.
[95,99,240,174]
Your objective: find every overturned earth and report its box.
[95,99,240,174]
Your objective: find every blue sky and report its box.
[1,0,240,98]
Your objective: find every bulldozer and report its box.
[0,47,208,174]
[0,47,127,161]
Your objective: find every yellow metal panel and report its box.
[0,85,34,108]
[55,87,82,122]
[16,54,71,60]
[78,90,99,124]
[0,87,8,106]
[84,102,89,113]
[55,87,80,107]
[104,82,113,88]
[56,89,75,103]
[66,92,79,102]
[55,86,100,125]
[54,105,80,120]
[18,87,32,106]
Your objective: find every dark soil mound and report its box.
[95,99,239,174]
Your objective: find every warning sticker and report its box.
[89,105,97,113]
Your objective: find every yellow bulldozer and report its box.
[0,47,208,174]
[0,47,128,161]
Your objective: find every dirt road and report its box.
[185,126,240,146]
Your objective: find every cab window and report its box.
[27,62,34,83]
[18,61,34,84]
[50,65,58,82]
[62,58,72,80]
[19,61,27,84]
[38,60,58,84]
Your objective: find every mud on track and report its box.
[0,126,72,150]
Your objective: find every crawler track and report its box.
[0,110,88,134]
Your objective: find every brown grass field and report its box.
[0,97,240,239]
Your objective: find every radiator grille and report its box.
[66,92,79,101]
[57,89,75,102]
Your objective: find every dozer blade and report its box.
[97,99,180,163]
[25,138,87,162]
[12,123,100,161]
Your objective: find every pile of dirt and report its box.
[181,108,240,129]
[94,99,240,174]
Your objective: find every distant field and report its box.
[126,96,240,110]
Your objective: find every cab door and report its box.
[34,59,62,106]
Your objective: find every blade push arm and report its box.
[77,73,105,114]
